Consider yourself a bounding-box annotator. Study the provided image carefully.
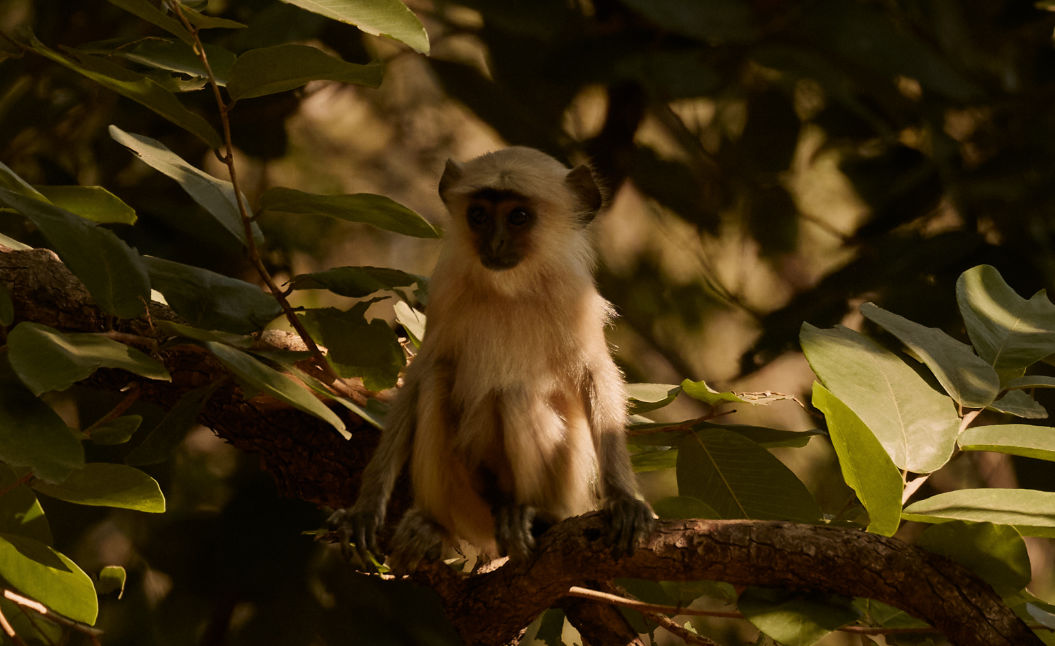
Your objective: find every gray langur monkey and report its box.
[329,147,654,571]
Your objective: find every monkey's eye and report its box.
[467,205,489,229]
[507,207,533,227]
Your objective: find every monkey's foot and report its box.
[605,497,655,558]
[495,504,536,561]
[327,506,383,567]
[389,508,446,573]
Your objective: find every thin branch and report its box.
[645,612,720,646]
[2,590,104,640]
[165,1,340,383]
[83,383,141,436]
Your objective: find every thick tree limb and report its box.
[0,246,1044,646]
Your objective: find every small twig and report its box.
[958,408,982,435]
[644,611,720,646]
[165,1,341,384]
[3,589,104,639]
[0,602,28,646]
[0,472,33,499]
[103,330,159,352]
[83,383,141,437]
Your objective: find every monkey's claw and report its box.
[495,504,536,561]
[327,507,382,567]
[605,497,655,558]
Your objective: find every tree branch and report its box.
[0,245,1043,646]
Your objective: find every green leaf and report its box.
[811,383,902,536]
[958,424,1055,461]
[33,185,137,225]
[302,305,403,391]
[680,378,744,405]
[652,496,719,519]
[280,0,429,54]
[126,381,222,465]
[0,282,12,327]
[0,232,31,251]
[290,367,384,430]
[738,588,858,646]
[205,341,348,438]
[106,0,193,43]
[259,188,438,238]
[227,44,382,101]
[800,323,960,473]
[24,35,220,148]
[114,38,236,86]
[0,353,84,483]
[903,489,1055,537]
[917,522,1031,594]
[860,302,1000,408]
[1006,375,1055,390]
[32,463,165,513]
[179,5,247,30]
[0,465,52,544]
[957,265,1055,376]
[109,125,260,247]
[8,322,170,396]
[393,300,425,347]
[97,565,127,599]
[0,533,97,624]
[292,266,422,298]
[144,256,281,333]
[0,188,150,318]
[89,415,143,446]
[630,446,678,471]
[676,428,820,522]
[155,320,254,348]
[989,389,1048,419]
[0,162,45,198]
[627,383,681,414]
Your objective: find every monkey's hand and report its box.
[327,506,383,566]
[495,504,537,561]
[604,496,655,558]
[388,509,445,574]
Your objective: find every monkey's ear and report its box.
[438,159,464,203]
[565,164,604,223]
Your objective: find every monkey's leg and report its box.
[388,508,447,573]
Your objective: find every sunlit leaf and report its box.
[958,424,1055,461]
[917,521,1031,594]
[860,302,999,408]
[301,305,403,391]
[7,322,170,396]
[292,266,422,298]
[627,383,681,414]
[957,264,1055,376]
[144,255,281,333]
[677,428,820,522]
[227,44,382,101]
[812,383,902,536]
[739,587,857,646]
[97,565,127,599]
[25,35,220,148]
[32,185,136,225]
[1006,375,1055,390]
[205,341,348,438]
[393,300,425,347]
[32,463,165,513]
[0,188,150,318]
[109,125,261,247]
[0,533,97,624]
[681,378,744,405]
[0,353,84,483]
[259,187,438,238]
[989,389,1048,419]
[800,323,960,473]
[903,489,1055,537]
[280,0,429,53]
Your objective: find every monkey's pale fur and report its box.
[337,147,651,567]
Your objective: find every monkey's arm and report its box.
[585,362,655,556]
[328,376,418,564]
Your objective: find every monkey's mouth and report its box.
[480,256,519,271]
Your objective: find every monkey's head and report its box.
[438,147,604,281]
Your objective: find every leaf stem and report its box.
[165,1,339,383]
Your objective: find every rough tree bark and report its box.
[0,245,1044,646]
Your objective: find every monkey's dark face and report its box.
[465,189,536,270]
